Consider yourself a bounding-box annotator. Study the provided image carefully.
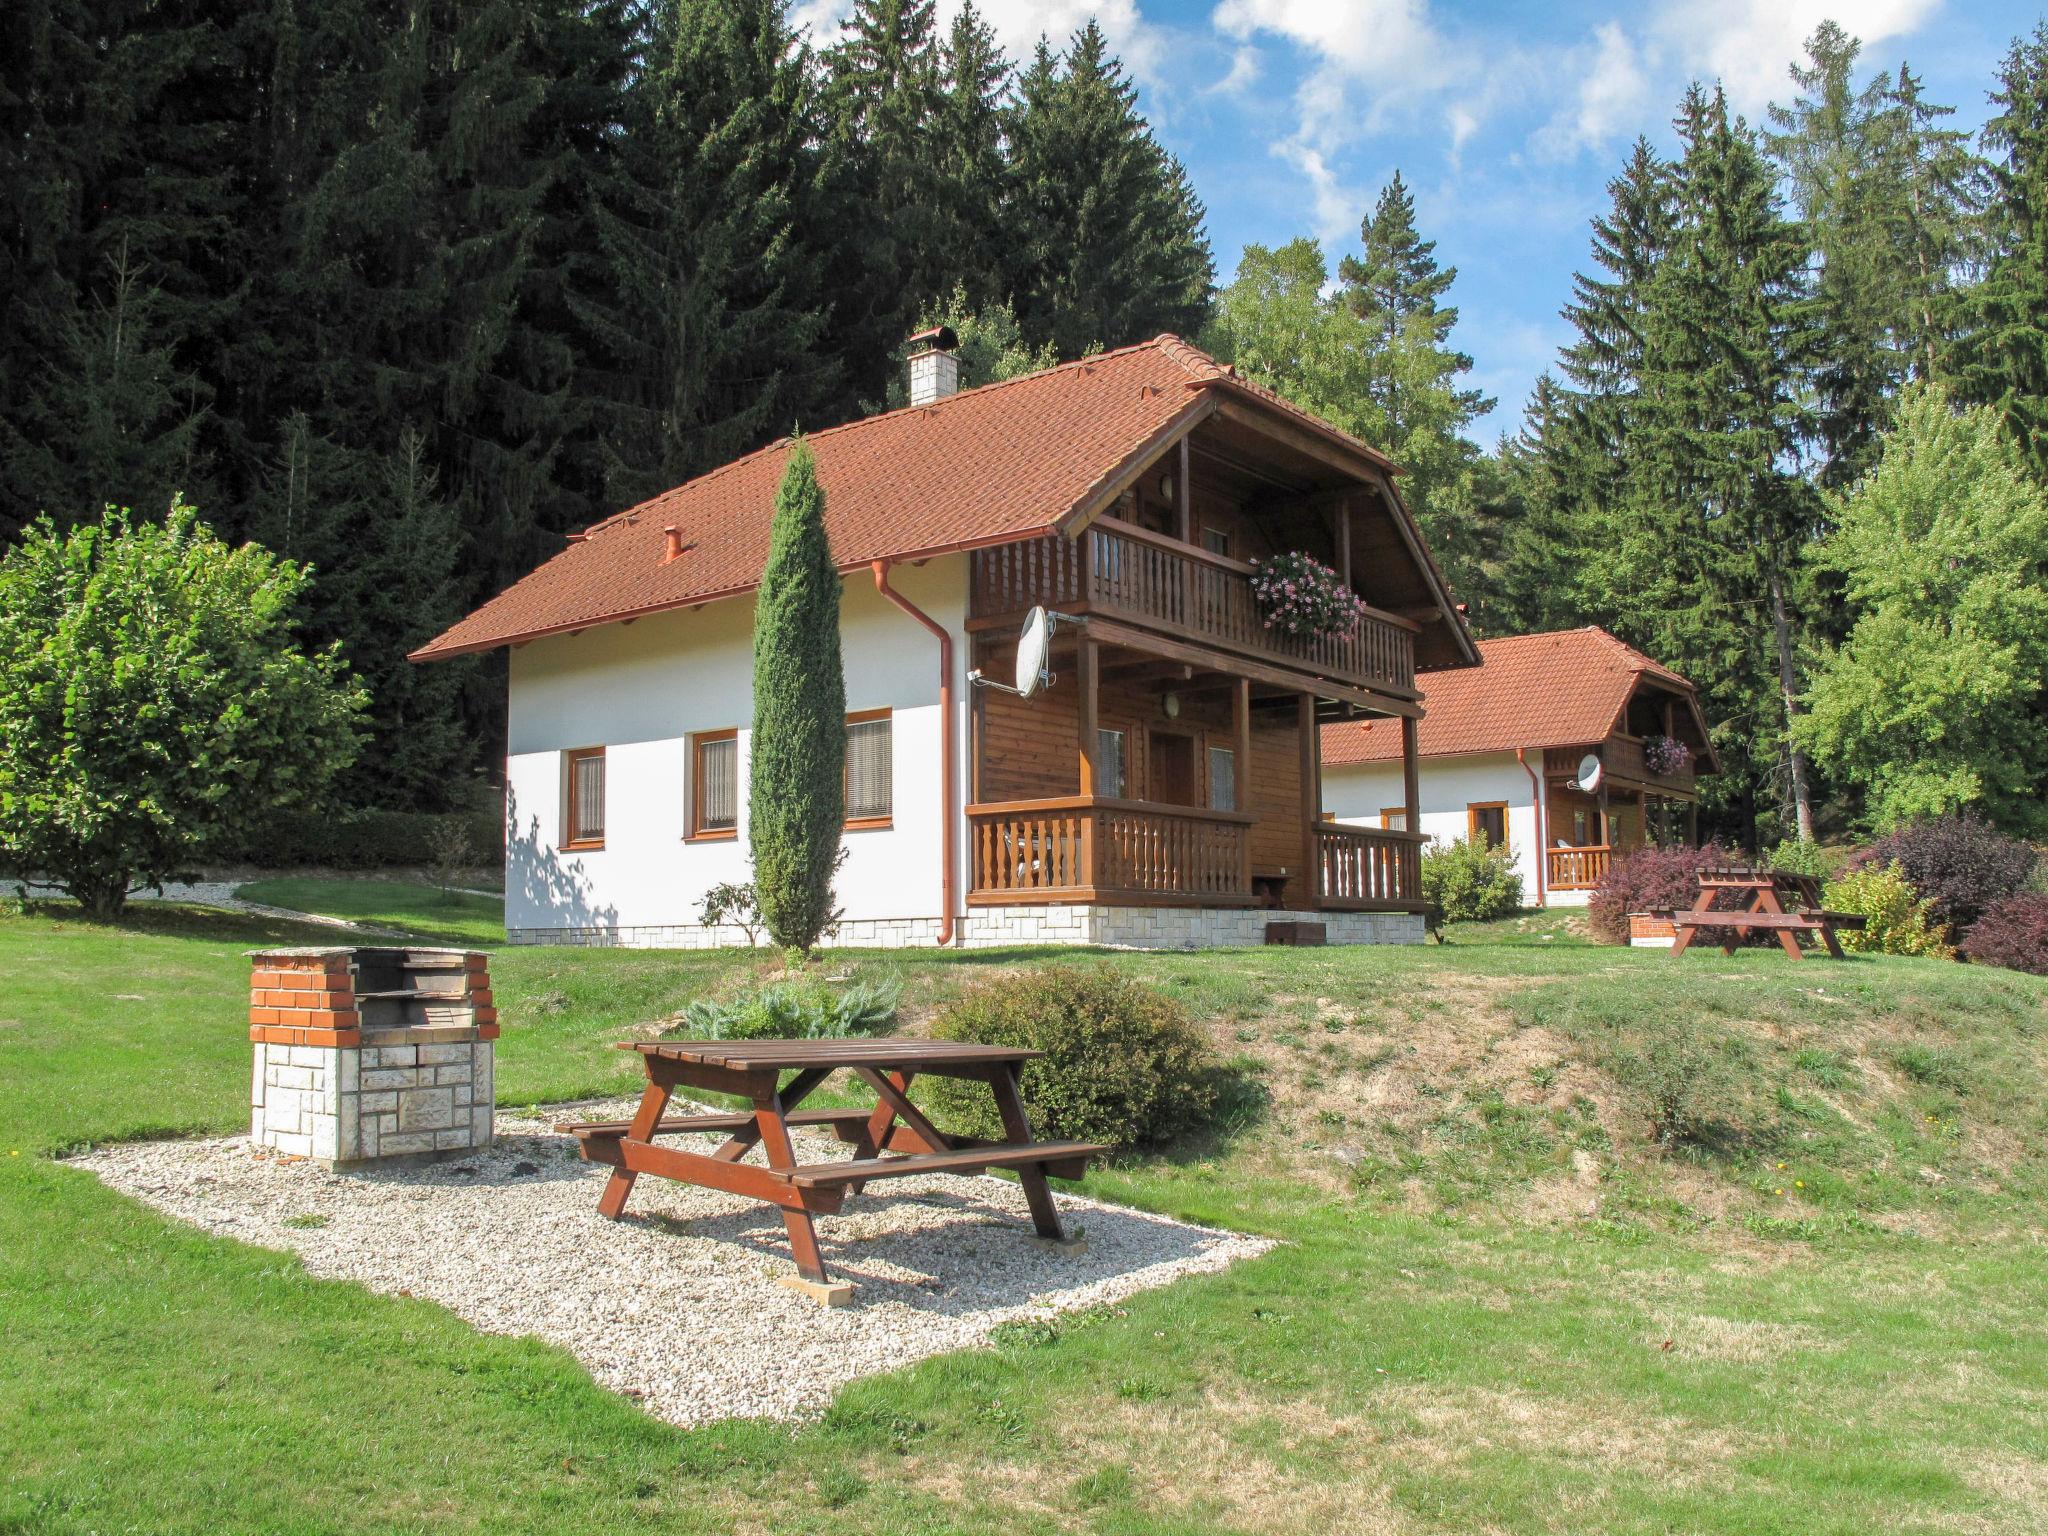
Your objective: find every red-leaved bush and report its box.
[1863,815,2037,936]
[1586,841,1740,945]
[1962,893,2048,976]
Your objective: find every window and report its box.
[1468,802,1507,848]
[1202,526,1231,557]
[562,748,605,850]
[1097,728,1127,798]
[690,729,738,839]
[845,709,892,826]
[1380,806,1407,831]
[1207,746,1237,811]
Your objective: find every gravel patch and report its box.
[17,878,402,932]
[72,1103,1274,1427]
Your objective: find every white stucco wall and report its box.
[1323,749,1553,907]
[502,555,969,938]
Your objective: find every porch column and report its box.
[1233,678,1252,892]
[1298,693,1321,909]
[1077,634,1099,795]
[1176,434,1192,543]
[1686,800,1698,847]
[1337,494,1353,591]
[1401,714,1420,831]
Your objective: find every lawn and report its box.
[233,876,506,946]
[5,898,2048,1534]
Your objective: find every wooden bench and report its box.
[557,1108,873,1142]
[782,1140,1103,1188]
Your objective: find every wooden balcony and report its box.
[967,797,1257,906]
[971,525,1418,698]
[1601,734,1697,796]
[1546,845,1612,891]
[1315,824,1426,911]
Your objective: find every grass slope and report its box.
[4,900,2048,1533]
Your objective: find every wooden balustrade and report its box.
[1601,734,1695,793]
[967,797,1255,906]
[1546,845,1612,891]
[1314,823,1425,910]
[970,526,1416,696]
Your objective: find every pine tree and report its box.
[1334,174,1495,597]
[933,1,1011,310]
[1597,86,1818,842]
[1006,23,1213,357]
[1955,24,2048,474]
[827,0,947,338]
[750,437,846,957]
[580,0,845,506]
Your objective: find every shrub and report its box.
[1420,836,1524,934]
[1821,863,1954,958]
[216,803,502,871]
[0,502,366,916]
[670,979,900,1041]
[1764,838,1848,882]
[1962,892,2048,976]
[923,967,1219,1148]
[1864,815,2038,936]
[1586,841,1738,945]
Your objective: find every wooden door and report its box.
[1149,729,1198,806]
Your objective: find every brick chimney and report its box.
[905,325,960,406]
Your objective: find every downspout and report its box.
[871,560,957,946]
[1518,748,1547,908]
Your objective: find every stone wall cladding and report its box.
[507,908,1424,951]
[1628,913,1678,948]
[248,947,495,1167]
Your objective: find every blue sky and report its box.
[794,0,2044,441]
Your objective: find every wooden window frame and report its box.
[561,747,605,851]
[1201,525,1231,557]
[687,728,740,842]
[1467,801,1508,847]
[844,707,893,831]
[1380,806,1407,831]
[1206,743,1237,812]
[1097,725,1129,799]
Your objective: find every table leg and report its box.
[990,1064,1065,1242]
[1753,887,1804,961]
[1671,886,1716,958]
[710,1067,830,1164]
[597,1074,673,1220]
[752,1085,830,1284]
[845,1070,916,1198]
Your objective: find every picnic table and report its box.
[1657,866,1867,961]
[561,1038,1105,1302]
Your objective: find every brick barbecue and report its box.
[248,946,497,1165]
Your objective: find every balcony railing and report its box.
[971,524,1417,696]
[1601,734,1696,794]
[1315,824,1426,910]
[967,797,1256,906]
[1547,845,1612,891]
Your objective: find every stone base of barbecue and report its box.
[247,947,495,1167]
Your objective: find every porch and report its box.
[1544,731,1703,894]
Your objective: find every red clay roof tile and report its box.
[1321,627,1713,767]
[411,335,1443,661]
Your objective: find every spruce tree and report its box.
[750,438,846,957]
[580,0,845,505]
[933,2,1012,310]
[1006,23,1213,357]
[1955,24,2048,474]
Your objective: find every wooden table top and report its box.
[625,1038,1041,1071]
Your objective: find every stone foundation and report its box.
[248,947,496,1166]
[508,907,1425,951]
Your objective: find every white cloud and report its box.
[1534,22,1651,161]
[1652,0,1943,115]
[1211,45,1263,95]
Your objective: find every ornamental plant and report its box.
[1821,862,1954,958]
[1419,835,1524,936]
[749,437,846,958]
[1643,734,1692,776]
[0,501,365,918]
[1247,550,1368,641]
[1861,814,2038,937]
[1963,893,2048,976]
[1586,841,1740,945]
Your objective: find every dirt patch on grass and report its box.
[1644,1312,1825,1363]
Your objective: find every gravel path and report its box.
[73,1104,1274,1427]
[18,879,423,935]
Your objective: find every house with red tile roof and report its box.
[1320,628,1718,907]
[414,331,1476,948]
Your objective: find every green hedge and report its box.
[218,803,502,871]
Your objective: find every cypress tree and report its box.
[1955,24,2048,474]
[1006,23,1213,357]
[750,437,846,957]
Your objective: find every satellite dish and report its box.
[1577,753,1604,792]
[1015,606,1052,699]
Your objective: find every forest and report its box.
[3,3,2045,849]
